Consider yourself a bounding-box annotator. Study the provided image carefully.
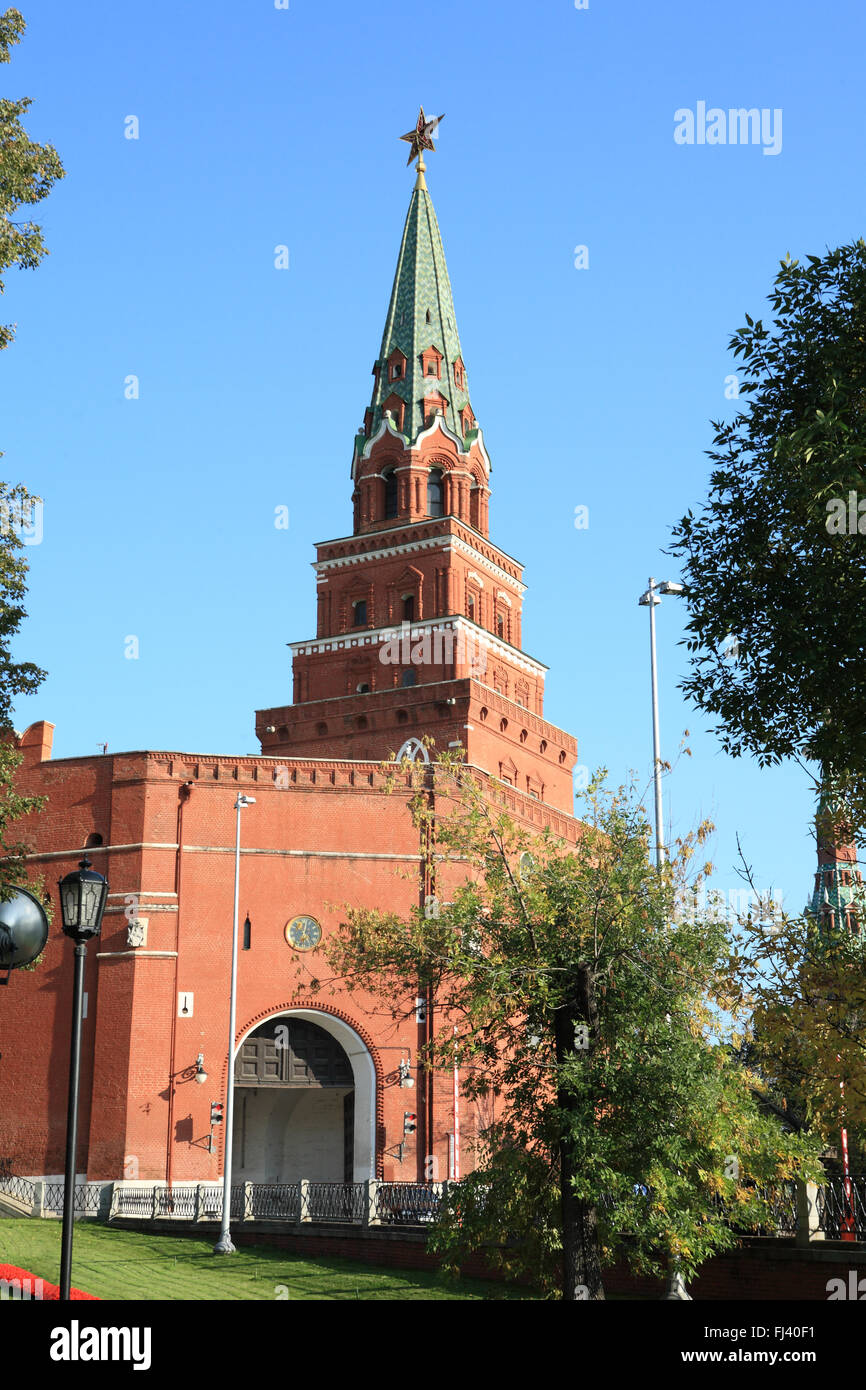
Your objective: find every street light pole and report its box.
[638,577,687,1300]
[59,940,87,1298]
[639,578,683,867]
[57,858,109,1300]
[213,793,255,1256]
[647,578,665,867]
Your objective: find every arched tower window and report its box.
[383,469,398,520]
[427,468,444,517]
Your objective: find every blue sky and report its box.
[4,0,865,917]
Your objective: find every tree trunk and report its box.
[555,964,605,1300]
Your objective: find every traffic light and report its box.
[210,1101,224,1126]
[403,1112,417,1136]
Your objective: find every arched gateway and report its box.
[232,1011,377,1183]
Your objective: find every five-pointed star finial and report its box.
[400,107,445,167]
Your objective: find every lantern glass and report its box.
[58,859,109,940]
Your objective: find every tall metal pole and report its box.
[214,793,253,1255]
[640,575,690,1299]
[59,941,87,1299]
[647,576,665,868]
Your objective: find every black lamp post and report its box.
[57,857,108,1301]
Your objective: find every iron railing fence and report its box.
[0,1173,37,1209]
[246,1184,300,1221]
[818,1176,866,1240]
[374,1182,444,1225]
[6,1172,866,1241]
[42,1182,104,1217]
[307,1182,366,1223]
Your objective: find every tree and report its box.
[730,883,866,1158]
[0,7,65,351]
[670,241,866,832]
[316,752,821,1299]
[0,8,63,898]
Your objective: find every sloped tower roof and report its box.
[366,118,473,445]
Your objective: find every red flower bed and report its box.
[0,1263,99,1299]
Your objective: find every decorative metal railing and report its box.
[245,1184,300,1221]
[3,1172,864,1242]
[43,1182,104,1217]
[818,1176,866,1239]
[374,1181,444,1225]
[306,1182,366,1223]
[0,1173,37,1209]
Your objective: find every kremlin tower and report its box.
[0,115,581,1194]
[805,788,864,936]
[256,110,577,812]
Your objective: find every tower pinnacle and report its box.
[400,107,445,167]
[363,115,476,447]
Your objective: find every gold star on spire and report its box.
[400,107,445,168]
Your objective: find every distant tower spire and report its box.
[805,779,864,935]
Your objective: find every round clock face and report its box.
[285,915,322,951]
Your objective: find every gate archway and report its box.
[232,1010,376,1182]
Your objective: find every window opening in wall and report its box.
[401,668,417,687]
[427,469,443,517]
[384,470,398,519]
[402,594,415,621]
[352,600,367,627]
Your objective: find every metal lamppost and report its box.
[57,857,109,1300]
[638,577,689,1300]
[213,793,255,1256]
[637,577,684,868]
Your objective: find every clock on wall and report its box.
[284,915,322,951]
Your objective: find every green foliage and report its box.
[732,904,866,1144]
[670,241,866,832]
[321,753,822,1297]
[0,8,65,351]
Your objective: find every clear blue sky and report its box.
[4,0,865,919]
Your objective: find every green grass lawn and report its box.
[0,1218,528,1300]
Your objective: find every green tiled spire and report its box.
[368,170,472,444]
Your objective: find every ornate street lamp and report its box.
[57,857,108,1300]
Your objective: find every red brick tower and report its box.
[257,130,577,812]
